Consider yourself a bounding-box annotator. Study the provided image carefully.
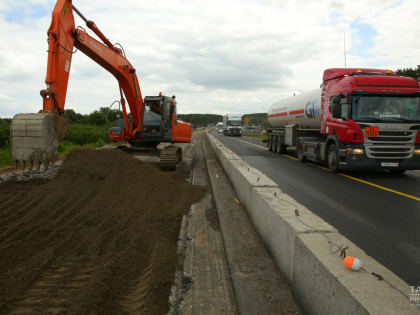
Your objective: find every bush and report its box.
[65,108,123,126]
[0,145,12,168]
[58,139,106,157]
[0,119,10,148]
[64,123,110,145]
[64,109,84,123]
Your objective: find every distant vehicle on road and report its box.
[216,122,223,133]
[266,68,420,173]
[223,114,242,136]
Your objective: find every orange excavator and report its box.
[10,0,191,170]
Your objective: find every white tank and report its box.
[267,89,322,129]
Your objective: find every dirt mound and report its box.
[0,149,205,314]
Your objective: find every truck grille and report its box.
[230,128,241,134]
[367,136,411,142]
[363,125,418,160]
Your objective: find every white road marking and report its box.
[235,138,268,150]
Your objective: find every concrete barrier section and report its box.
[206,132,419,315]
[207,133,278,211]
[223,159,278,212]
[251,187,337,283]
[207,133,239,171]
[294,232,415,315]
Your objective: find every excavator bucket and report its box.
[10,113,69,170]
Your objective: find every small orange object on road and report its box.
[344,256,362,271]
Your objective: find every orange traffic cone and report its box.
[344,256,362,271]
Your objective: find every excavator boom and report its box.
[10,0,148,170]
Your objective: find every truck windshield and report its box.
[352,95,420,123]
[228,120,242,126]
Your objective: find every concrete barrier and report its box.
[251,187,337,283]
[206,132,419,315]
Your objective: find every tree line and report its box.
[395,67,419,79]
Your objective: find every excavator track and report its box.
[159,146,182,170]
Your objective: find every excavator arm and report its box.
[11,0,145,169]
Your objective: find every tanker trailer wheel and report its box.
[297,141,306,162]
[268,135,273,151]
[273,136,278,152]
[276,137,285,154]
[327,144,339,172]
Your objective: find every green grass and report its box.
[0,145,12,168]
[242,133,268,139]
[64,123,110,145]
[58,123,109,157]
[58,139,106,158]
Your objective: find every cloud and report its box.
[0,0,419,118]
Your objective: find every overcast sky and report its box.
[1,0,419,117]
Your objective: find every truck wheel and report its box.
[268,136,273,151]
[297,141,306,162]
[327,144,339,172]
[273,136,278,152]
[276,137,285,154]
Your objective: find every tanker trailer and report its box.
[266,68,420,172]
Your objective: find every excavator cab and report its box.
[109,95,174,145]
[142,96,173,143]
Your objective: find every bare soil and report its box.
[0,148,205,314]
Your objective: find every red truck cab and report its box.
[321,68,420,171]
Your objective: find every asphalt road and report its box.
[210,130,420,287]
